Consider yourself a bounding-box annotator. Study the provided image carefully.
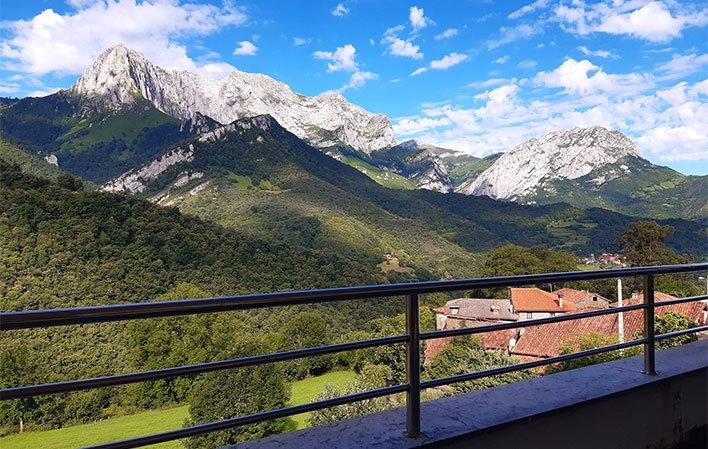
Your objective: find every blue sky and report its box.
[1,1,706,174]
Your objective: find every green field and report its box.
[287,370,357,429]
[0,370,356,449]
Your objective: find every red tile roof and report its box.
[423,328,520,362]
[511,288,576,313]
[510,292,706,359]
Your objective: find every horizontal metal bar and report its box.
[421,338,648,389]
[653,294,708,307]
[81,383,409,449]
[3,264,705,330]
[0,335,407,400]
[655,325,708,341]
[421,302,648,340]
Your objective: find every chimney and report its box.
[558,293,564,308]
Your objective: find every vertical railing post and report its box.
[643,274,657,375]
[405,293,421,437]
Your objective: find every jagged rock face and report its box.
[457,126,641,200]
[71,44,396,153]
[373,140,454,193]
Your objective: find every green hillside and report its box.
[0,159,400,432]
[518,156,708,219]
[0,92,195,183]
[0,138,65,180]
[124,116,705,265]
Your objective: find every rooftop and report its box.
[511,287,576,313]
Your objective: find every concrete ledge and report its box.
[234,341,708,449]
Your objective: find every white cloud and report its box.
[387,38,424,59]
[493,56,510,64]
[430,52,468,70]
[466,78,515,89]
[577,46,618,59]
[487,24,541,49]
[409,52,468,77]
[655,53,708,80]
[517,59,537,70]
[434,28,458,40]
[314,44,357,72]
[233,40,258,56]
[394,74,708,163]
[332,3,349,17]
[0,0,246,76]
[555,1,707,42]
[313,44,377,91]
[534,58,651,96]
[508,0,550,20]
[293,37,311,46]
[394,116,451,135]
[409,6,434,31]
[344,70,378,89]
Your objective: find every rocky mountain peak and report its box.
[68,44,396,153]
[457,126,642,200]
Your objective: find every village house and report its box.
[426,289,705,366]
[510,287,577,320]
[509,292,707,362]
[552,287,610,309]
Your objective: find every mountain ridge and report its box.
[71,44,396,153]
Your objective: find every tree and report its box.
[423,336,535,394]
[654,312,697,350]
[185,337,290,449]
[480,244,579,297]
[483,244,578,277]
[56,173,84,191]
[621,221,700,296]
[621,221,682,266]
[546,333,634,373]
[309,364,396,427]
[281,312,333,378]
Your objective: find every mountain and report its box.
[458,126,707,219]
[98,114,706,264]
[0,90,200,183]
[442,152,502,187]
[71,44,395,153]
[368,140,454,192]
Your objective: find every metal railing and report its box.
[1,263,706,448]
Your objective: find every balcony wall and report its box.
[235,340,707,449]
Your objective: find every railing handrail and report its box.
[1,263,706,449]
[2,263,705,330]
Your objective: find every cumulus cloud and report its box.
[410,52,468,76]
[332,3,349,17]
[233,40,258,56]
[493,56,510,64]
[0,0,247,76]
[409,6,434,31]
[388,38,424,59]
[430,52,468,70]
[534,58,651,96]
[314,44,358,72]
[313,44,377,91]
[396,64,707,162]
[434,28,458,41]
[555,1,707,42]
